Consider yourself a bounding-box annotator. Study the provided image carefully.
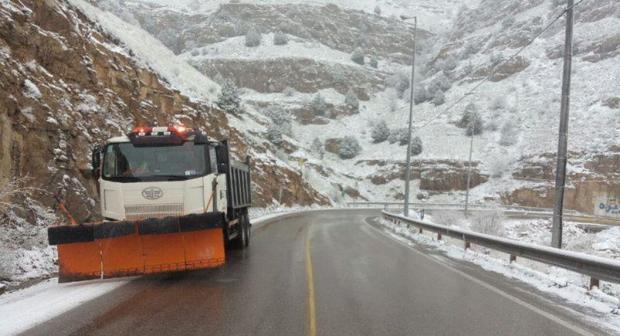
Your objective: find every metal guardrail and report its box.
[347,202,620,226]
[382,211,620,287]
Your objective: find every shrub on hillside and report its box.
[351,48,365,65]
[345,89,360,112]
[245,28,262,47]
[410,136,423,155]
[502,17,516,29]
[311,137,324,158]
[265,108,292,135]
[273,32,289,45]
[339,136,362,159]
[283,87,296,97]
[490,96,507,111]
[388,72,410,99]
[499,120,518,146]
[369,57,378,69]
[310,94,327,116]
[431,90,445,106]
[414,86,430,104]
[371,121,390,143]
[388,128,409,145]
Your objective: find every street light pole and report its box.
[464,132,474,217]
[551,0,575,249]
[403,16,417,217]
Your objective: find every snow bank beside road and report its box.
[0,278,129,335]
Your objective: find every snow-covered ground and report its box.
[378,216,620,334]
[0,277,130,335]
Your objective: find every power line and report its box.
[415,0,587,130]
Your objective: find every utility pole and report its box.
[464,132,474,217]
[403,16,417,217]
[551,0,575,249]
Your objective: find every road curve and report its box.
[23,209,607,336]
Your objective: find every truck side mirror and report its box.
[91,146,102,179]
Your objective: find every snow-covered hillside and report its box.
[90,0,619,214]
[106,0,479,33]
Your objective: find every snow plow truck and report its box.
[48,125,252,282]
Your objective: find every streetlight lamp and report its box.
[401,15,417,217]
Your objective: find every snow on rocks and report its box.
[22,79,42,99]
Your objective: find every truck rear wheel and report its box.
[244,214,251,248]
[230,215,248,250]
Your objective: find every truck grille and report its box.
[125,204,184,221]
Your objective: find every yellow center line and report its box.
[305,232,317,336]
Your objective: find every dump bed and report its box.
[214,140,251,214]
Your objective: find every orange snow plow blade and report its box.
[49,213,226,283]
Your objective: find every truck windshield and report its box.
[102,142,207,182]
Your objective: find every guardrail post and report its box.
[437,232,442,241]
[464,241,470,250]
[589,278,600,290]
[509,255,517,263]
[419,227,423,234]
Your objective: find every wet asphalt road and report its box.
[23,209,607,336]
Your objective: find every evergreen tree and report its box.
[265,125,283,145]
[466,112,484,136]
[457,103,478,128]
[216,80,241,115]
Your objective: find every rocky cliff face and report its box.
[0,0,328,284]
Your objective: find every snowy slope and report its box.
[68,0,220,102]
[127,0,481,33]
[86,0,620,207]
